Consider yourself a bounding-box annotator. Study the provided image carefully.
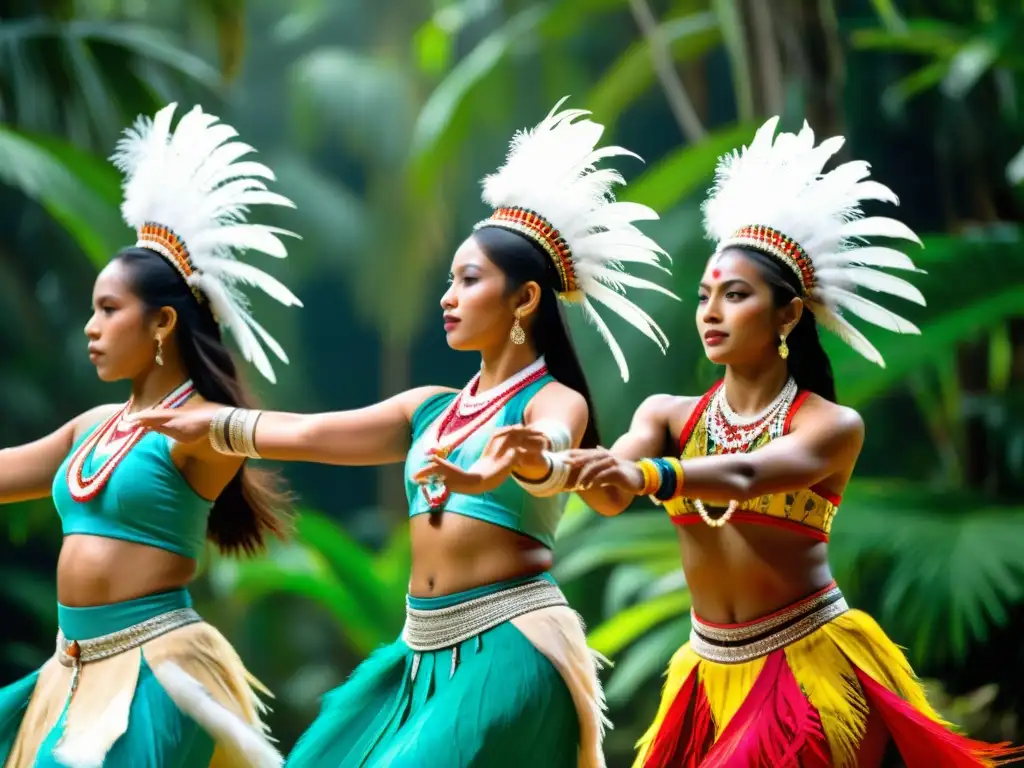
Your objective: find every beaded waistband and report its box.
[689,583,848,664]
[403,579,567,653]
[57,607,202,668]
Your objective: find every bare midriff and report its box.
[409,513,552,597]
[677,521,833,625]
[57,534,196,606]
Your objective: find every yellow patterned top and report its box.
[663,382,838,541]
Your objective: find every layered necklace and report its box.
[66,380,196,503]
[694,377,798,527]
[421,357,548,509]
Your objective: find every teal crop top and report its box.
[403,375,566,549]
[53,424,213,559]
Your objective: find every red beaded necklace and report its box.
[65,380,196,503]
[420,360,548,509]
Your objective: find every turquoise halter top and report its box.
[53,424,213,559]
[404,372,566,549]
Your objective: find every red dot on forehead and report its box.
[711,268,721,279]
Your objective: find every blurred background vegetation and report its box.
[2,0,1024,763]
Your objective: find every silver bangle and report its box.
[514,451,569,497]
[531,419,573,453]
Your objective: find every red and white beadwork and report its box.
[65,380,195,503]
[695,378,797,528]
[420,358,549,509]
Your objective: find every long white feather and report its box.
[702,115,925,366]
[111,103,299,382]
[476,98,676,381]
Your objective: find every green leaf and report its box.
[827,288,1024,408]
[411,5,549,180]
[605,617,688,705]
[295,511,398,631]
[228,561,384,654]
[851,22,967,57]
[0,125,127,267]
[588,589,691,656]
[586,13,721,131]
[621,122,758,211]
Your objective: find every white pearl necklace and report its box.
[695,377,798,527]
[705,377,797,453]
[457,356,547,417]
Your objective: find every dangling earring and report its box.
[778,333,789,360]
[510,314,526,345]
[155,337,165,366]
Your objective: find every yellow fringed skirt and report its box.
[634,583,1023,768]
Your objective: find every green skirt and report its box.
[287,576,583,767]
[0,589,278,768]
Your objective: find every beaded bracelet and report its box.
[635,457,686,502]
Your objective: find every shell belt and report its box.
[403,579,569,680]
[689,584,848,664]
[56,607,202,668]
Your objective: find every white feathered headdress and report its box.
[703,116,925,367]
[110,102,301,383]
[474,97,677,381]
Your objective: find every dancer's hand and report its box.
[489,425,553,480]
[411,426,548,495]
[130,404,221,445]
[563,448,645,494]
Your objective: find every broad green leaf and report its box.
[586,13,721,130]
[228,561,384,654]
[0,125,127,267]
[826,285,1024,407]
[554,540,680,583]
[604,617,688,705]
[411,6,548,178]
[588,589,691,656]
[621,122,758,210]
[295,512,397,630]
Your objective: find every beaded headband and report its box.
[136,222,204,302]
[717,224,815,294]
[474,207,579,296]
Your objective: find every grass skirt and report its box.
[0,589,278,768]
[634,595,1024,768]
[286,575,608,768]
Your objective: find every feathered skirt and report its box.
[0,588,279,768]
[634,582,1024,767]
[285,573,609,768]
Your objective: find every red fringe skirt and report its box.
[634,583,1023,768]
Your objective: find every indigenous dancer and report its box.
[0,103,301,768]
[134,99,676,767]
[555,118,1024,766]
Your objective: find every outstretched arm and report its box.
[0,404,118,505]
[575,394,676,516]
[134,386,454,468]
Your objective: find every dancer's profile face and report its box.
[85,260,166,382]
[440,237,520,351]
[696,249,780,366]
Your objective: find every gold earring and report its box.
[155,337,165,366]
[778,334,789,360]
[510,315,526,345]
